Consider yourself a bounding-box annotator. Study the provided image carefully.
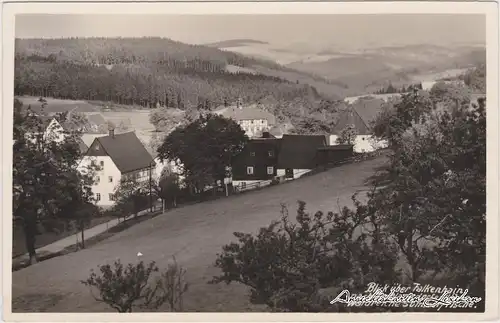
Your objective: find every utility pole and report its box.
[149,162,153,212]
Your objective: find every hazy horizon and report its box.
[16,14,486,51]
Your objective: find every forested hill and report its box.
[14,37,340,110]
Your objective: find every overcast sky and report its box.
[16,14,485,50]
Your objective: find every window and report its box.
[96,193,101,201]
[268,150,274,157]
[267,166,274,175]
[247,166,254,175]
[95,144,99,151]
[250,151,256,157]
[100,160,104,167]
[109,193,115,201]
[108,176,113,183]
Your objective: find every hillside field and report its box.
[12,154,388,312]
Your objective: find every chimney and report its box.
[108,122,115,138]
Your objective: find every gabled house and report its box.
[330,99,388,153]
[23,115,67,144]
[78,129,155,207]
[277,134,327,179]
[230,136,281,190]
[213,100,277,138]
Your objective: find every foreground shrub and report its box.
[211,200,400,312]
[81,258,188,312]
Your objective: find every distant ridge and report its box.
[205,39,269,48]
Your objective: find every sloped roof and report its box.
[277,134,327,170]
[87,113,107,126]
[332,108,370,135]
[214,104,276,125]
[77,138,88,154]
[351,98,385,130]
[38,116,56,129]
[92,131,155,174]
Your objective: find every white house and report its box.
[22,115,89,154]
[23,116,66,144]
[152,156,186,187]
[213,100,276,138]
[330,99,388,153]
[78,129,155,208]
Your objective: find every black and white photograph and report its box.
[2,1,498,320]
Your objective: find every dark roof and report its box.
[336,98,385,135]
[38,116,56,129]
[92,131,155,173]
[332,108,370,135]
[277,134,327,169]
[77,138,88,154]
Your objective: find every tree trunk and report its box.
[23,218,38,265]
[81,223,85,249]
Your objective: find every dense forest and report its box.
[14,37,326,110]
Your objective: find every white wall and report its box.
[293,169,312,179]
[276,168,312,180]
[43,119,66,143]
[25,119,66,145]
[78,156,122,207]
[421,81,437,91]
[239,119,269,138]
[329,134,388,153]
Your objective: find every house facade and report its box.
[23,116,66,144]
[330,100,388,153]
[276,134,327,180]
[78,130,155,207]
[213,101,276,138]
[231,137,281,190]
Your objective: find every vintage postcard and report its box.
[1,1,498,322]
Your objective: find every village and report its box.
[8,12,488,316]
[15,93,389,211]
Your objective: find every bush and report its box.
[211,200,400,312]
[81,258,188,312]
